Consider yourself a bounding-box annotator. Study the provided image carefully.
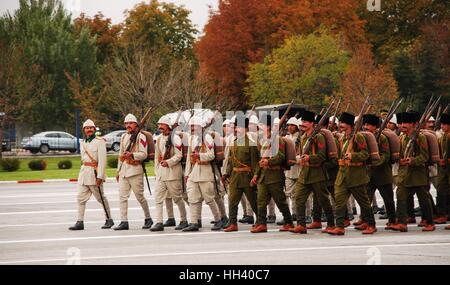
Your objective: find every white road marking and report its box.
[1,242,449,264]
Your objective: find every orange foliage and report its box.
[196,0,367,107]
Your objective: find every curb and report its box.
[0,176,157,185]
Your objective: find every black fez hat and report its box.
[362,114,380,126]
[402,111,417,123]
[396,112,404,124]
[441,113,450,125]
[302,110,316,122]
[339,112,355,126]
[234,115,249,128]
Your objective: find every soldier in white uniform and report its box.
[69,119,114,230]
[114,114,153,230]
[182,117,223,231]
[151,115,189,231]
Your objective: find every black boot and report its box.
[379,213,389,220]
[101,219,114,229]
[211,220,224,231]
[163,218,176,227]
[305,216,312,224]
[142,218,153,229]
[239,215,254,224]
[175,220,189,230]
[69,221,84,231]
[221,216,229,227]
[267,215,276,223]
[321,213,327,222]
[114,221,129,231]
[182,223,199,232]
[198,219,202,228]
[150,223,164,232]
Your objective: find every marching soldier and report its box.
[114,114,153,230]
[434,113,450,228]
[328,112,377,235]
[222,115,259,232]
[182,117,223,232]
[290,111,335,234]
[391,111,435,232]
[359,114,397,229]
[250,115,293,233]
[69,119,113,230]
[151,115,189,231]
[282,117,302,220]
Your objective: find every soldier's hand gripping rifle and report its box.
[118,107,153,195]
[404,96,441,158]
[376,98,404,142]
[344,96,370,162]
[302,98,336,156]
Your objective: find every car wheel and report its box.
[30,149,39,154]
[112,142,120,152]
[39,144,49,154]
[69,149,77,153]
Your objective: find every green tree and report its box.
[246,31,349,107]
[121,0,197,59]
[0,0,100,131]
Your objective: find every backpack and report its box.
[421,130,440,164]
[140,130,155,163]
[359,131,380,162]
[381,129,400,163]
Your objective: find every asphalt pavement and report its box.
[0,181,449,265]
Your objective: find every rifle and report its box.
[404,96,441,158]
[344,103,350,112]
[278,100,295,129]
[302,98,336,155]
[118,107,153,195]
[328,97,342,131]
[434,104,449,131]
[344,96,370,161]
[376,98,403,142]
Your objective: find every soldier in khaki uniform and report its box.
[114,114,153,230]
[328,112,377,235]
[290,111,335,234]
[250,115,293,233]
[69,119,114,230]
[150,115,189,231]
[435,113,450,228]
[391,111,435,232]
[182,117,223,232]
[356,114,396,229]
[222,115,259,232]
[283,117,301,219]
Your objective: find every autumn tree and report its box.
[74,12,122,63]
[121,0,197,59]
[197,0,367,107]
[340,45,398,114]
[246,31,350,108]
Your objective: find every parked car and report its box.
[21,131,82,154]
[104,130,126,152]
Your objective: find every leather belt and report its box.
[233,166,252,172]
[83,162,98,168]
[338,159,363,167]
[120,155,141,165]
